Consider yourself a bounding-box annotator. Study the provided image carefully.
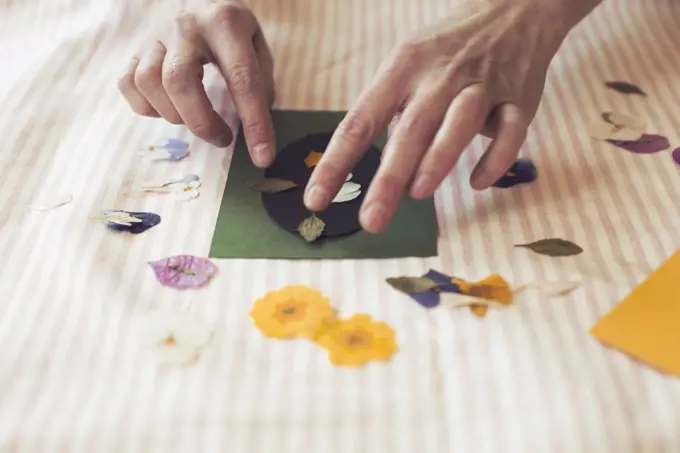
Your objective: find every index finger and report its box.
[304,53,411,211]
[205,21,275,167]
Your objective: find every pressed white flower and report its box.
[141,174,201,201]
[587,119,642,142]
[332,176,361,203]
[134,310,212,366]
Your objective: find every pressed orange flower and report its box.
[315,314,397,367]
[250,285,336,339]
[304,151,323,168]
[451,274,512,317]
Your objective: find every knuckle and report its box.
[189,121,219,140]
[117,73,133,92]
[175,11,200,35]
[243,120,268,140]
[211,2,245,28]
[228,65,262,98]
[162,64,193,93]
[134,64,163,91]
[336,111,374,145]
[393,42,419,63]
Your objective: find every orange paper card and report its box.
[590,250,680,377]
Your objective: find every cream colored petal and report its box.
[331,182,361,203]
[605,112,646,131]
[609,127,644,141]
[28,194,73,211]
[345,173,353,182]
[175,188,200,201]
[331,189,361,203]
[151,345,201,365]
[136,310,212,349]
[146,150,173,161]
[439,293,508,310]
[587,120,643,142]
[533,280,581,297]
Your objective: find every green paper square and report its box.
[209,110,438,260]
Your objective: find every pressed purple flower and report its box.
[99,210,161,234]
[146,139,190,161]
[492,158,537,188]
[672,147,680,166]
[607,134,670,154]
[396,269,463,309]
[148,255,218,290]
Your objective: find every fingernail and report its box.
[411,173,432,199]
[360,203,386,232]
[253,144,272,167]
[304,184,330,210]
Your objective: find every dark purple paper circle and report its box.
[262,133,381,237]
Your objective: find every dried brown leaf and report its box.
[385,276,440,294]
[514,238,584,257]
[605,81,646,96]
[246,178,298,193]
[298,214,325,242]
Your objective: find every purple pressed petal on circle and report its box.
[148,255,218,290]
[671,147,680,166]
[607,134,670,154]
[492,158,538,188]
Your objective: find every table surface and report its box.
[1,0,679,452]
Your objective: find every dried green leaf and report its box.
[246,178,298,193]
[385,276,440,294]
[298,214,325,242]
[605,81,646,96]
[514,238,584,257]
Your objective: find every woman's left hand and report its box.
[303,0,587,233]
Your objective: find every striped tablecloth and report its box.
[1,0,679,452]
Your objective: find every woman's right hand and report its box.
[118,0,276,167]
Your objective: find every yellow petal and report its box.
[304,151,323,168]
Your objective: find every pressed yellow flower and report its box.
[315,314,397,367]
[250,285,336,339]
[452,274,512,317]
[304,151,323,168]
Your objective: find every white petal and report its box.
[587,120,643,142]
[605,112,646,131]
[610,127,644,141]
[176,189,200,201]
[345,173,353,182]
[136,310,212,349]
[146,150,172,161]
[533,280,581,297]
[332,189,361,203]
[338,182,361,194]
[28,194,73,211]
[439,293,507,310]
[151,345,201,365]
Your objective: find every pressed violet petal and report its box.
[155,138,189,150]
[102,210,161,234]
[148,255,218,290]
[423,269,463,293]
[410,291,441,309]
[672,147,680,165]
[607,134,670,154]
[492,158,537,188]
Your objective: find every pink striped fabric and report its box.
[1,0,679,452]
